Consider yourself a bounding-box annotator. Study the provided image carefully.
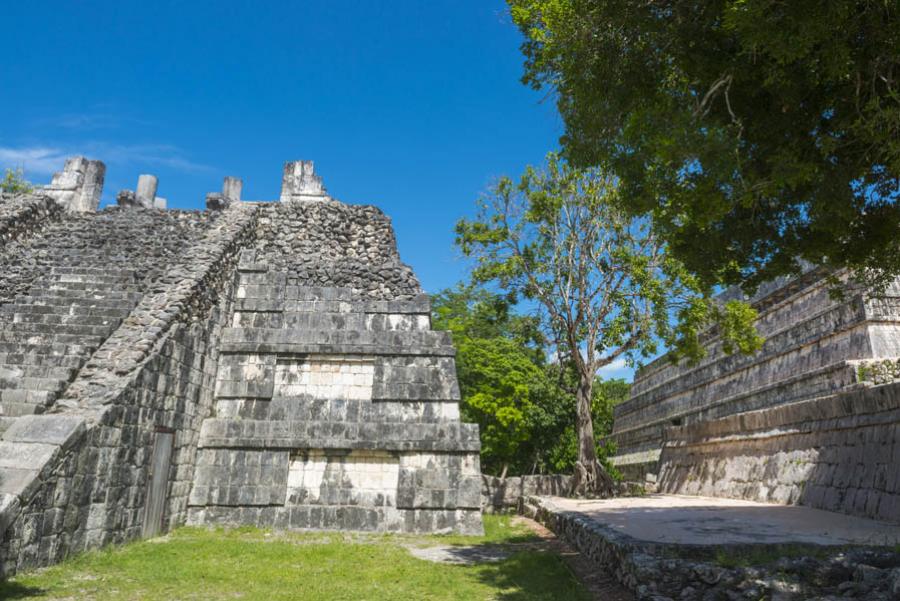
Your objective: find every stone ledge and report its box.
[198,419,481,452]
[522,494,900,600]
[220,342,456,357]
[664,379,900,446]
[612,359,863,444]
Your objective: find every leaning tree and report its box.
[456,154,761,495]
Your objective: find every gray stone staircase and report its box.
[0,267,141,418]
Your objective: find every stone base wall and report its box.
[657,381,900,523]
[611,269,900,490]
[481,474,573,512]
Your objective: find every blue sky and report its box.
[0,1,632,379]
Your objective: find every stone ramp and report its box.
[525,494,900,600]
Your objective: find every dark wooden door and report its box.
[142,430,175,538]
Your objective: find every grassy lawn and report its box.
[0,515,589,600]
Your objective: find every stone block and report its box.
[2,415,85,449]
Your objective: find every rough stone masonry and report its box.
[610,266,900,524]
[0,157,482,578]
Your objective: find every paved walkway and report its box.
[545,494,900,547]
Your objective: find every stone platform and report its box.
[524,494,900,600]
[541,494,900,547]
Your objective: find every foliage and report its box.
[0,516,591,600]
[455,153,760,493]
[509,0,900,293]
[432,284,627,476]
[0,167,33,195]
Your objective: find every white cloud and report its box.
[0,142,213,181]
[596,357,630,378]
[0,147,69,176]
[89,142,213,173]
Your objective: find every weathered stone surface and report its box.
[0,160,482,577]
[525,494,900,600]
[611,268,900,524]
[41,156,105,213]
[135,174,158,208]
[280,160,328,202]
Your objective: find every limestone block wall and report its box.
[481,474,573,512]
[611,270,900,480]
[656,381,900,522]
[186,258,483,534]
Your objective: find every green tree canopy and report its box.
[455,154,761,494]
[510,0,900,292]
[432,284,630,477]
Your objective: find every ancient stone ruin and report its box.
[0,158,482,577]
[611,267,900,523]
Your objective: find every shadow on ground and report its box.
[0,581,46,599]
[471,548,590,600]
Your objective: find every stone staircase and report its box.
[0,267,141,419]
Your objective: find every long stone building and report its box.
[610,268,900,523]
[0,158,482,577]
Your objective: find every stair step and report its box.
[0,376,69,392]
[0,416,16,434]
[9,313,122,327]
[52,273,139,285]
[0,332,103,346]
[51,266,137,276]
[3,322,114,337]
[0,401,45,417]
[22,288,141,301]
[0,301,136,315]
[0,342,88,355]
[0,353,84,368]
[0,364,77,380]
[0,388,56,406]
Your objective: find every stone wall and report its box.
[252,201,420,300]
[657,380,900,522]
[0,194,64,249]
[610,269,900,482]
[186,256,482,534]
[0,206,215,306]
[481,474,573,512]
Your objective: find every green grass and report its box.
[0,515,589,600]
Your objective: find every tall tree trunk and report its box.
[570,369,615,497]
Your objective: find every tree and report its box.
[456,154,761,494]
[432,284,630,477]
[509,0,900,292]
[432,285,546,476]
[1,168,33,195]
